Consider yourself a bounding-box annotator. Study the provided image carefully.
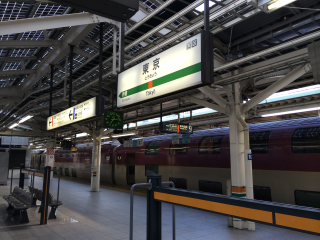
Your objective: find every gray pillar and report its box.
[91,123,102,192]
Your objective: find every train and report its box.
[31,117,320,207]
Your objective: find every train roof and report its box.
[140,117,320,142]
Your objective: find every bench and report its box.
[3,186,32,223]
[28,186,63,219]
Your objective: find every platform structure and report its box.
[0,177,318,240]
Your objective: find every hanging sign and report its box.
[182,134,190,144]
[137,138,144,147]
[1,136,29,145]
[47,96,97,130]
[159,122,193,134]
[118,31,212,107]
[172,135,180,145]
[132,140,138,147]
[124,140,133,147]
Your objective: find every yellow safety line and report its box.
[276,213,320,234]
[154,192,273,223]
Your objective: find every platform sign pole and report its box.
[98,22,104,116]
[19,164,25,189]
[147,174,162,240]
[69,45,74,108]
[119,22,125,72]
[91,122,102,192]
[40,166,51,225]
[49,64,54,116]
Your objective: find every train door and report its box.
[126,154,135,185]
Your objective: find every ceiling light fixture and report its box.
[111,132,136,138]
[268,0,296,10]
[261,107,320,117]
[19,115,33,123]
[9,123,18,129]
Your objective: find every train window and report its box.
[145,165,159,176]
[292,127,320,153]
[145,141,162,155]
[295,190,320,208]
[198,135,224,154]
[169,139,187,155]
[249,131,272,154]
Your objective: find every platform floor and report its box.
[0,177,319,240]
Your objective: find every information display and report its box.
[118,32,204,107]
[1,136,29,145]
[159,122,193,134]
[47,97,97,130]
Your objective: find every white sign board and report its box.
[172,135,180,145]
[47,96,96,130]
[118,33,202,107]
[124,140,133,147]
[137,138,144,147]
[1,136,29,145]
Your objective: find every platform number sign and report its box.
[247,153,252,161]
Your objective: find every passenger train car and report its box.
[31,117,320,207]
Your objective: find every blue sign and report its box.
[182,134,190,144]
[247,153,252,161]
[133,140,138,147]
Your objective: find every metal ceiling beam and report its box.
[215,48,309,85]
[231,10,316,47]
[21,24,97,93]
[0,69,35,76]
[0,56,37,61]
[0,40,60,48]
[244,63,312,111]
[74,47,93,59]
[0,12,118,36]
[186,96,226,113]
[215,30,320,73]
[83,37,99,49]
[198,86,229,109]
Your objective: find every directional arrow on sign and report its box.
[69,110,73,120]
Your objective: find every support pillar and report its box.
[91,122,102,192]
[228,82,255,230]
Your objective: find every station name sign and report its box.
[47,96,97,130]
[159,122,193,134]
[117,31,212,107]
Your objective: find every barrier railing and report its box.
[129,178,176,240]
[143,173,320,240]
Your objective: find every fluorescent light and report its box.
[9,123,18,129]
[268,0,296,10]
[76,132,88,137]
[261,107,320,117]
[195,1,215,12]
[19,115,33,123]
[101,136,110,139]
[111,133,136,138]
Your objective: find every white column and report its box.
[228,82,246,230]
[91,128,102,192]
[229,82,255,231]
